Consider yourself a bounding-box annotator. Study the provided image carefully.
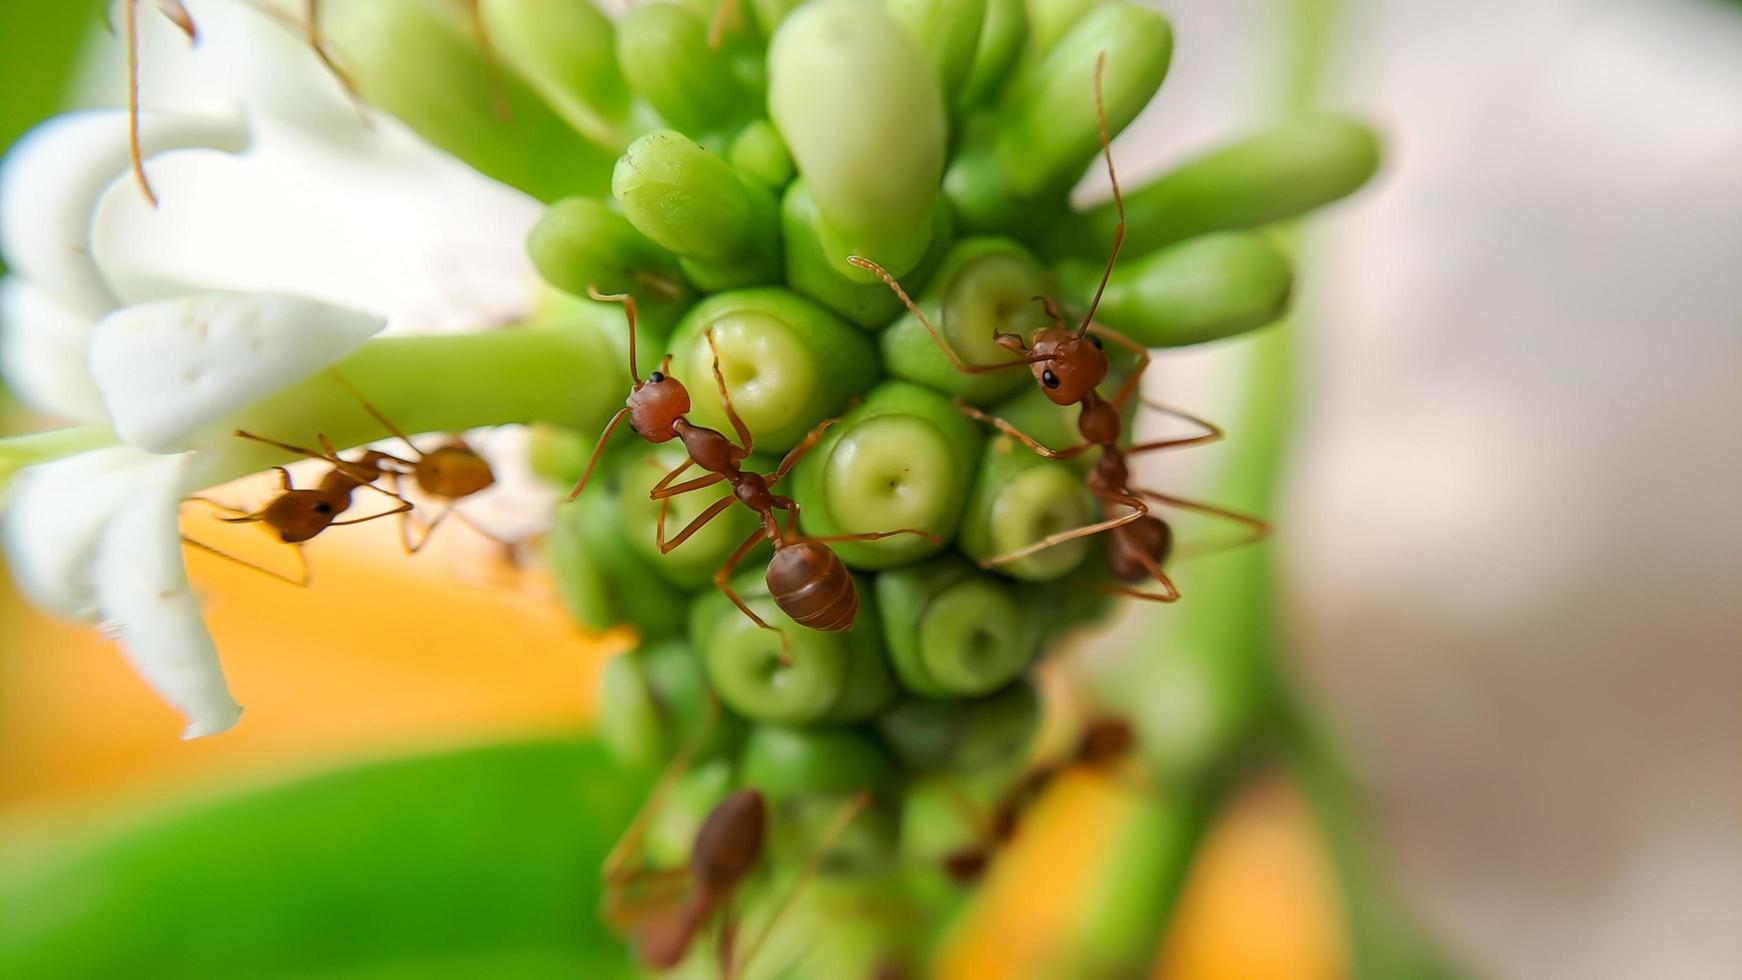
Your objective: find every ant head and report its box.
[691,789,766,890]
[259,489,341,544]
[1023,327,1108,405]
[626,355,690,443]
[417,445,496,499]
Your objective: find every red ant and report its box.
[851,54,1267,602]
[941,716,1136,883]
[603,779,870,975]
[569,288,935,640]
[182,376,501,580]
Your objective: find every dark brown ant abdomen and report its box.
[766,540,857,632]
[1108,516,1172,582]
[692,789,766,889]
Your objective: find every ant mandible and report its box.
[569,287,935,637]
[851,53,1267,602]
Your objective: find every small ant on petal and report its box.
[571,288,937,641]
[853,53,1267,602]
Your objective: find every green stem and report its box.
[0,424,116,487]
[187,323,620,489]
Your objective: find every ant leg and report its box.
[183,496,255,521]
[714,528,792,664]
[978,491,1149,569]
[124,0,156,207]
[808,527,941,547]
[955,402,1087,461]
[730,793,872,979]
[603,744,702,887]
[1135,488,1271,555]
[1089,324,1151,410]
[568,407,631,502]
[1127,399,1225,450]
[401,505,453,554]
[179,535,311,586]
[658,496,736,554]
[650,473,728,501]
[326,371,424,458]
[707,0,739,48]
[769,417,838,485]
[848,256,1032,376]
[299,1,368,116]
[329,492,414,526]
[705,328,755,456]
[1098,546,1180,603]
[233,429,340,465]
[1075,52,1125,339]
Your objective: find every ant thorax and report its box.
[675,419,739,473]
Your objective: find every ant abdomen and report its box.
[1107,516,1173,581]
[415,444,496,499]
[767,541,857,632]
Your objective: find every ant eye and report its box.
[1041,369,1061,389]
[648,371,665,383]
[314,501,333,515]
[1089,335,1103,349]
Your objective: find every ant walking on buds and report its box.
[852,54,1266,601]
[603,776,870,975]
[571,288,936,637]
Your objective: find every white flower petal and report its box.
[2,447,156,619]
[0,278,106,423]
[94,453,241,738]
[0,110,248,318]
[89,291,385,453]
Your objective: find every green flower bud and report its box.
[1055,231,1294,346]
[527,198,690,326]
[617,2,755,137]
[598,641,742,770]
[1056,114,1383,258]
[885,0,988,104]
[877,679,1040,772]
[782,181,955,327]
[548,479,691,640]
[749,0,808,38]
[957,0,1027,110]
[665,288,879,451]
[641,759,738,868]
[616,442,769,590]
[789,382,984,568]
[1017,0,1099,66]
[612,130,781,290]
[689,573,893,725]
[315,0,615,201]
[875,558,1037,696]
[946,2,1172,231]
[769,0,946,279]
[477,0,630,150]
[730,119,796,190]
[740,726,898,801]
[960,434,1097,580]
[879,237,1050,404]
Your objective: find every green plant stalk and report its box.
[185,324,620,490]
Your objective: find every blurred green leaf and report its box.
[0,738,649,980]
[0,2,92,156]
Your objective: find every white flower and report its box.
[1,0,540,737]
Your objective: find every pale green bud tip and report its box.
[527,197,680,300]
[769,0,946,278]
[886,0,989,102]
[618,2,751,136]
[1056,231,1294,347]
[613,130,755,261]
[477,0,627,149]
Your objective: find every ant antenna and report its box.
[1077,52,1125,339]
[848,256,1045,372]
[589,286,644,385]
[708,0,739,49]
